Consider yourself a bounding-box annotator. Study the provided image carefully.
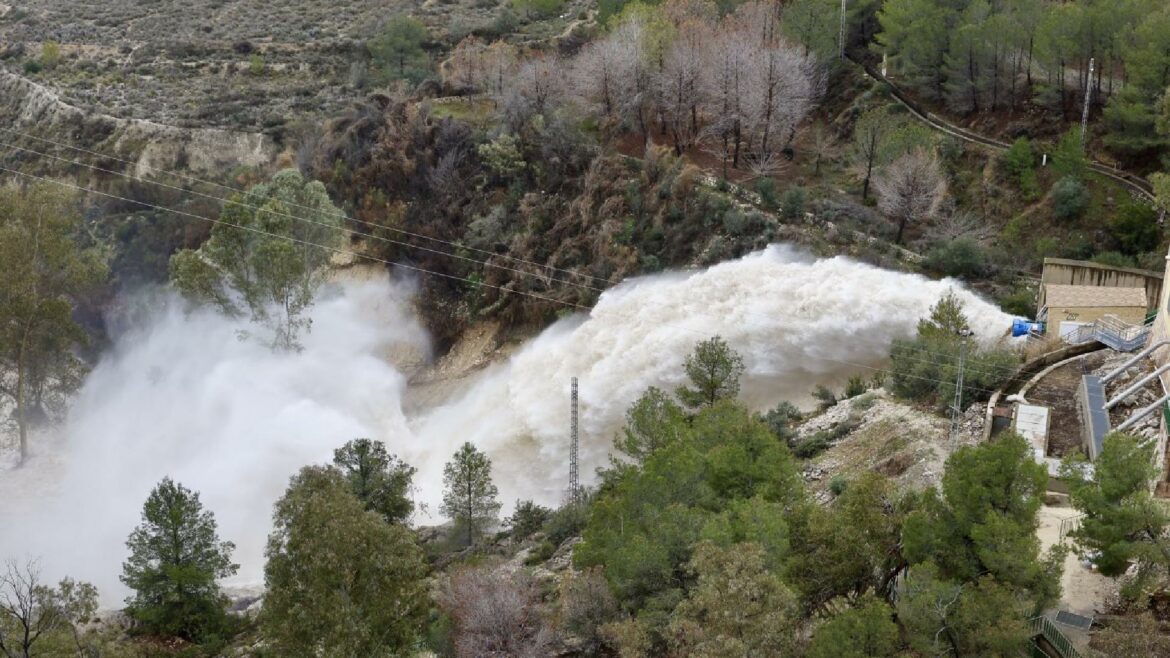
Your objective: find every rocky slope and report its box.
[0,68,274,177]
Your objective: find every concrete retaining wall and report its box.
[1041,258,1163,313]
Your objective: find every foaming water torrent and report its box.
[0,273,429,604]
[0,245,1012,605]
[412,245,1013,516]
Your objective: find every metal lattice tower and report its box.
[950,331,973,439]
[838,0,848,59]
[1081,58,1095,148]
[569,377,580,503]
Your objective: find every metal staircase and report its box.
[1030,616,1084,658]
[1066,315,1152,352]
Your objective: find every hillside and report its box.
[4,0,1170,657]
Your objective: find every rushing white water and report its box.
[0,245,1012,604]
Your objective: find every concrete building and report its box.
[1041,257,1162,314]
[1037,284,1147,339]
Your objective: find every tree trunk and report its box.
[15,359,26,466]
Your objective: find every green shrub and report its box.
[793,432,832,459]
[755,178,778,209]
[829,476,848,496]
[492,8,520,34]
[507,500,552,540]
[22,59,41,74]
[1001,137,1036,180]
[544,501,589,547]
[813,384,837,410]
[41,40,61,69]
[761,401,802,442]
[844,376,867,398]
[923,238,986,279]
[852,392,878,411]
[513,0,565,18]
[525,539,557,565]
[998,288,1036,318]
[1109,201,1161,255]
[368,16,430,82]
[1051,176,1089,220]
[1051,129,1088,182]
[478,134,526,183]
[781,187,806,220]
[1090,251,1137,269]
[722,208,748,235]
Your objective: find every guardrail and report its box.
[1058,514,1085,543]
[1029,616,1084,658]
[1067,316,1151,352]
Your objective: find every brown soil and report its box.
[1028,352,1108,458]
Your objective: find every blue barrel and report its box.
[1011,318,1044,337]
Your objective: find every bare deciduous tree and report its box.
[923,208,995,246]
[505,56,566,126]
[657,19,710,154]
[806,123,838,176]
[445,36,486,92]
[571,30,634,120]
[0,560,97,658]
[743,42,818,161]
[438,564,553,658]
[875,148,948,245]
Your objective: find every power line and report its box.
[0,139,609,295]
[1,127,1058,311]
[0,126,615,288]
[0,162,1062,405]
[0,164,591,312]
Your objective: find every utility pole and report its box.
[569,377,580,504]
[1081,57,1095,149]
[950,329,974,439]
[838,0,848,60]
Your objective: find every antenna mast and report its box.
[569,377,580,503]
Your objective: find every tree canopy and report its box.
[675,335,745,409]
[0,183,107,465]
[169,168,343,350]
[441,442,502,547]
[1062,432,1170,594]
[121,478,237,640]
[263,466,427,657]
[333,438,416,525]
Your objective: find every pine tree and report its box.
[1060,432,1170,592]
[441,443,501,546]
[333,438,416,525]
[120,478,237,640]
[675,336,745,409]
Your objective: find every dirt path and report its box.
[1037,505,1115,617]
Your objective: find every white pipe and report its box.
[1106,362,1170,409]
[1116,393,1170,432]
[1102,339,1170,384]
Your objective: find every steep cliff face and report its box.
[0,70,275,178]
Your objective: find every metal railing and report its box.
[1029,616,1084,658]
[1067,316,1152,352]
[1058,514,1085,544]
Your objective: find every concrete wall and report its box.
[1041,305,1147,335]
[1041,258,1163,313]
